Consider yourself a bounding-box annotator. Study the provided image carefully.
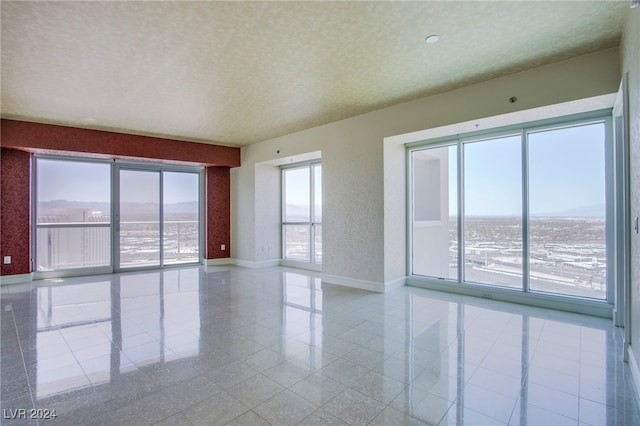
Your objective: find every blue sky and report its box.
[454,122,605,217]
[284,165,322,204]
[37,160,199,204]
[528,123,605,216]
[38,160,110,203]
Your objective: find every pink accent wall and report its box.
[0,120,240,276]
[1,149,32,276]
[206,167,231,259]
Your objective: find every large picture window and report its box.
[282,162,322,264]
[410,113,611,302]
[34,157,203,275]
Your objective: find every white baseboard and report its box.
[628,345,640,401]
[0,273,33,286]
[322,273,386,293]
[322,274,407,293]
[205,260,404,294]
[206,258,233,266]
[233,258,281,269]
[385,276,407,292]
[208,258,324,271]
[206,258,280,269]
[280,259,322,272]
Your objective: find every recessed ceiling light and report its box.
[425,34,440,44]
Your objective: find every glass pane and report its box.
[528,123,606,299]
[37,159,111,223]
[36,159,111,271]
[314,165,322,222]
[120,170,160,267]
[36,227,110,270]
[313,165,322,264]
[464,135,522,288]
[163,172,200,264]
[412,146,458,279]
[284,168,310,222]
[284,224,310,261]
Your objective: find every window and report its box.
[282,163,322,263]
[34,156,203,275]
[410,112,611,302]
[117,167,201,269]
[527,123,607,298]
[463,134,522,289]
[35,158,112,271]
[163,172,200,265]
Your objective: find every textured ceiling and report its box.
[0,1,627,146]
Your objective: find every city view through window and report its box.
[461,216,606,299]
[283,164,322,263]
[412,121,607,300]
[36,159,200,271]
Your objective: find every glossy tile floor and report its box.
[1,266,639,425]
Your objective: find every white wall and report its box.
[254,163,281,262]
[232,47,621,292]
[231,155,256,264]
[621,7,640,392]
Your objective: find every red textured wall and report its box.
[1,119,240,167]
[1,149,32,275]
[0,120,239,275]
[206,167,231,259]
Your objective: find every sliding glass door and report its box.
[118,169,161,268]
[527,122,607,298]
[163,172,200,265]
[463,135,523,289]
[410,113,611,302]
[116,166,201,271]
[34,156,202,276]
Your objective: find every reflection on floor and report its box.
[1,266,639,425]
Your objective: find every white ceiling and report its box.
[0,1,627,147]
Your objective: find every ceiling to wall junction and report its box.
[0,1,627,146]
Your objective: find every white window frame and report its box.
[281,161,322,266]
[33,155,204,279]
[407,109,617,317]
[113,160,204,272]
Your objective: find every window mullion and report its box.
[457,139,464,284]
[309,165,315,263]
[159,171,164,267]
[522,130,530,293]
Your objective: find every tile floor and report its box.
[1,266,639,425]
